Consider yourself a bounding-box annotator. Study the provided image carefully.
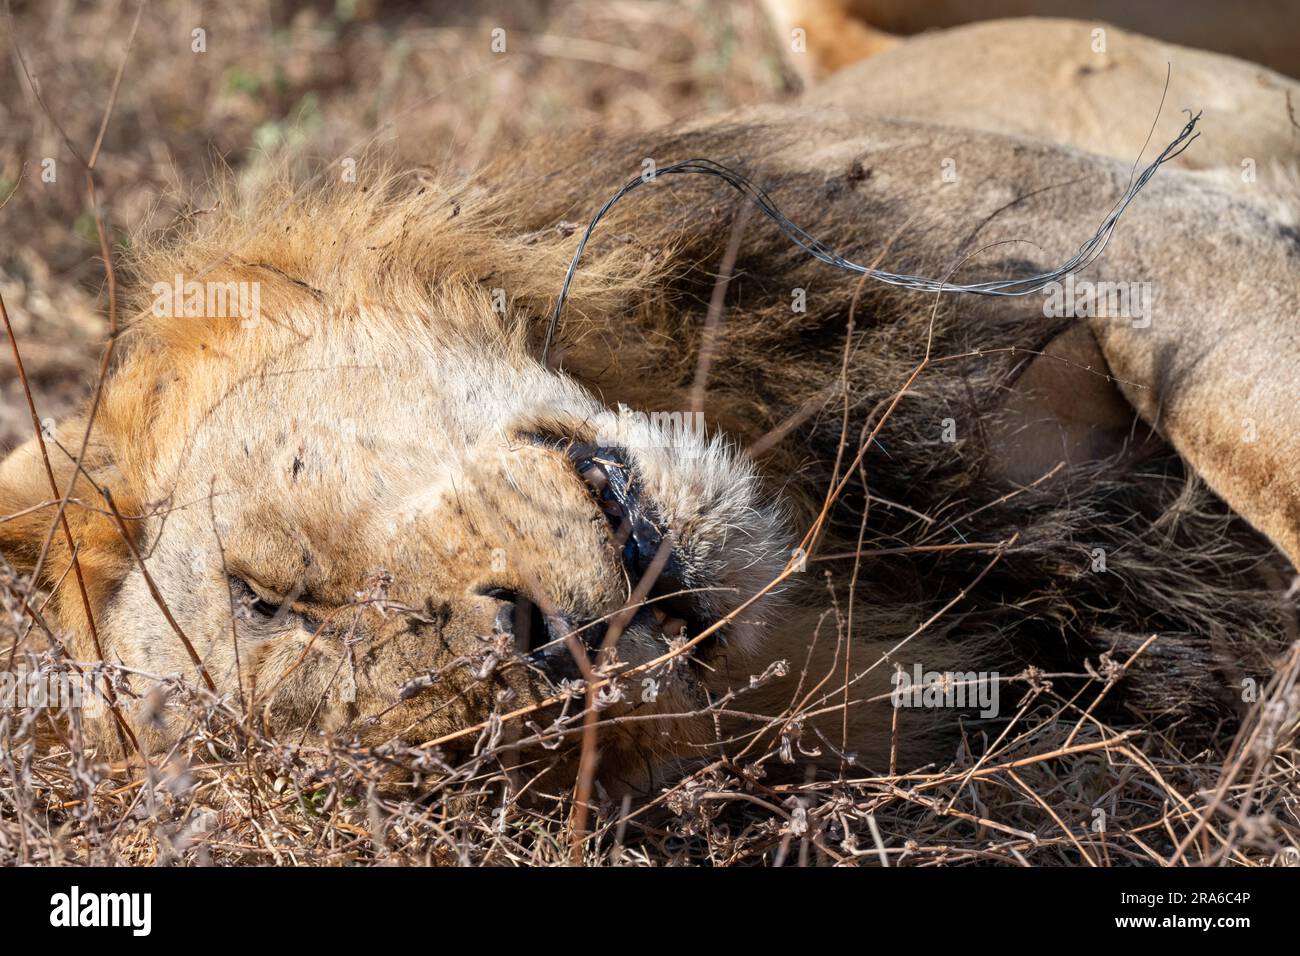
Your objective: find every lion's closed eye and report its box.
[228,574,321,633]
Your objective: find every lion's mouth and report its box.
[502,435,717,680]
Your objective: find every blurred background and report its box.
[4,0,1298,450]
[0,0,792,448]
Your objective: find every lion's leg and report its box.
[986,323,1166,487]
[764,110,1300,569]
[938,157,1300,571]
[1085,269,1300,571]
[958,148,1300,572]
[988,309,1300,571]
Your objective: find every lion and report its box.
[2,15,1298,792]
[762,0,1300,82]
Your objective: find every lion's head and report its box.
[0,168,794,782]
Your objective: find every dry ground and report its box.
[1,0,1298,866]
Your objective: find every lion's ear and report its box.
[0,417,135,622]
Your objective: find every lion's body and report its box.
[3,17,1299,787]
[808,17,1300,178]
[764,1,1300,81]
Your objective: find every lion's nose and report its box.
[567,442,675,580]
[482,587,604,680]
[477,439,703,682]
[521,435,685,585]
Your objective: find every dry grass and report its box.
[0,0,788,448]
[2,0,1299,866]
[3,603,1296,866]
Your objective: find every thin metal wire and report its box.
[541,110,1201,366]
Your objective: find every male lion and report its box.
[2,16,1298,792]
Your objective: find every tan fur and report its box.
[4,19,1300,787]
[767,1,1300,81]
[806,17,1300,177]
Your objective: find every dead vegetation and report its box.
[2,0,1299,866]
[2,601,1296,866]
